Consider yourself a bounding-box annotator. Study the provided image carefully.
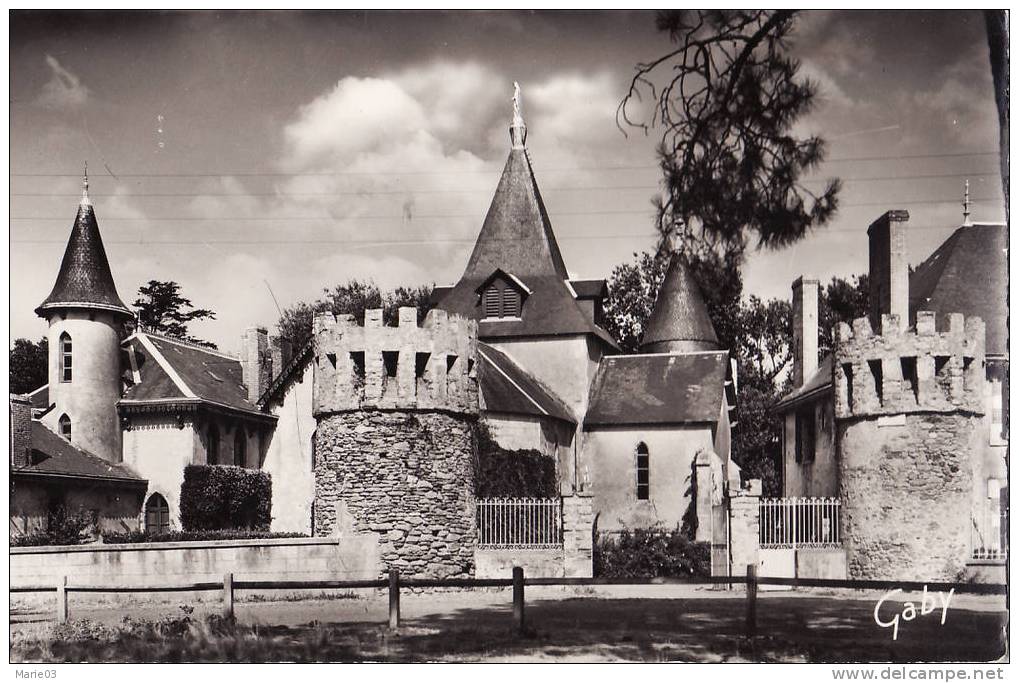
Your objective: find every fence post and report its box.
[745,563,757,638]
[223,572,234,619]
[512,566,525,635]
[388,569,401,630]
[56,575,68,624]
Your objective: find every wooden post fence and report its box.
[223,572,234,620]
[56,575,68,624]
[512,566,525,635]
[745,563,757,638]
[389,570,401,630]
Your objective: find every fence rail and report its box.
[476,497,562,548]
[760,497,841,548]
[11,569,1006,632]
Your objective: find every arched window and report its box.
[145,493,170,534]
[636,442,650,500]
[59,332,72,382]
[207,423,220,465]
[59,414,71,441]
[234,426,247,468]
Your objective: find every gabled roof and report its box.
[436,141,618,349]
[909,223,1007,356]
[585,351,729,426]
[477,342,575,424]
[640,253,719,353]
[13,421,146,485]
[35,192,132,319]
[120,332,269,419]
[257,340,314,408]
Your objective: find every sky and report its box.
[9,10,1006,353]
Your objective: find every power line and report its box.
[8,171,1002,199]
[7,150,1001,178]
[8,197,1003,222]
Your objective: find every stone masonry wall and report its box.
[834,311,985,581]
[313,411,477,578]
[312,307,480,579]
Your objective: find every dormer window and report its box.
[477,270,529,320]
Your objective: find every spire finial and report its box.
[962,179,971,225]
[510,81,527,149]
[81,161,91,207]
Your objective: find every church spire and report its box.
[639,252,720,354]
[510,81,527,149]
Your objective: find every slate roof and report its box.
[640,253,719,352]
[477,342,575,424]
[436,142,618,349]
[774,354,833,412]
[569,279,608,300]
[120,333,268,418]
[13,421,146,484]
[35,199,132,319]
[585,351,729,426]
[909,223,1007,357]
[28,384,49,410]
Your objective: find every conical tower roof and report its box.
[35,173,132,319]
[437,85,617,348]
[639,253,719,353]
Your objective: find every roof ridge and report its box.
[133,334,198,398]
[138,328,238,359]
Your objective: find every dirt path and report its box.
[10,586,1008,662]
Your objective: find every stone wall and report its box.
[834,311,985,581]
[728,480,761,578]
[312,307,480,579]
[10,535,379,604]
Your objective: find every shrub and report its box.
[10,506,95,547]
[594,528,711,578]
[102,529,305,544]
[473,423,556,498]
[179,464,272,531]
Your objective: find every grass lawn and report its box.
[9,589,1008,663]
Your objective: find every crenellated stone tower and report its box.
[834,308,986,580]
[311,306,480,578]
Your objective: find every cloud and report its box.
[37,55,90,109]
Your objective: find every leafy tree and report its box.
[133,280,217,347]
[619,10,840,263]
[277,280,435,345]
[818,273,869,360]
[9,337,48,395]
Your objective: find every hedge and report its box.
[10,507,96,547]
[594,528,711,578]
[101,529,306,544]
[179,464,272,531]
[474,423,556,498]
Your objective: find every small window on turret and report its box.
[868,360,883,405]
[60,333,72,383]
[59,414,71,441]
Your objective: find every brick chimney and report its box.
[241,327,270,403]
[269,335,293,380]
[867,210,910,332]
[10,394,32,468]
[791,276,819,388]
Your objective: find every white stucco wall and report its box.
[43,311,124,463]
[262,362,316,534]
[583,423,716,531]
[781,397,838,498]
[483,412,576,491]
[122,414,200,530]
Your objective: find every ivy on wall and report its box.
[179,465,272,531]
[472,422,556,498]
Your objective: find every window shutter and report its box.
[502,287,521,317]
[484,286,501,318]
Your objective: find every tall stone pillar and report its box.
[728,479,762,578]
[562,491,594,577]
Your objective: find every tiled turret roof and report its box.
[35,176,132,319]
[639,253,719,353]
